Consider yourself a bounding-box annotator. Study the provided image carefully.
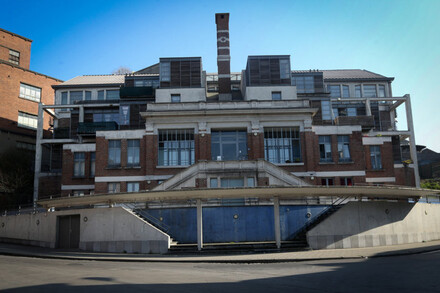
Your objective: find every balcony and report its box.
[335,115,375,130]
[77,122,118,134]
[120,86,154,99]
[53,127,70,139]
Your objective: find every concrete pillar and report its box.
[273,197,281,249]
[405,95,420,187]
[79,105,84,123]
[33,103,44,208]
[197,199,203,251]
[365,98,372,116]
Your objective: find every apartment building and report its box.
[20,12,429,252]
[33,13,419,202]
[0,28,62,154]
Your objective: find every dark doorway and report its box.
[58,215,80,249]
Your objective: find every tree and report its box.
[112,66,132,75]
[0,148,34,210]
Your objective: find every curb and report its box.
[1,245,439,264]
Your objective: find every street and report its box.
[0,251,439,292]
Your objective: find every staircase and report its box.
[290,196,349,245]
[120,204,178,246]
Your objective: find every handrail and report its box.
[120,203,170,233]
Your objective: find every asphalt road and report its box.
[0,251,439,292]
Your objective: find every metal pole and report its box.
[273,197,281,249]
[405,95,420,187]
[33,103,44,208]
[197,199,203,251]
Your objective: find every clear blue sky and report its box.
[3,0,440,151]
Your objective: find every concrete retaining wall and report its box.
[307,202,440,250]
[0,207,170,254]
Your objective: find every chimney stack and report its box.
[215,13,232,101]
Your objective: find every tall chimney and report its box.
[215,13,232,101]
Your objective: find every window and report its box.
[107,90,119,100]
[158,129,195,166]
[70,91,83,104]
[337,136,351,162]
[127,139,140,167]
[108,140,121,167]
[340,177,353,186]
[319,136,332,162]
[342,85,350,98]
[134,79,160,88]
[264,127,301,163]
[93,110,119,123]
[271,91,281,100]
[328,85,341,98]
[127,182,140,192]
[160,62,170,81]
[18,112,38,129]
[108,182,120,194]
[85,91,92,101]
[293,76,314,93]
[210,178,218,188]
[73,153,85,177]
[363,85,377,98]
[171,94,181,103]
[355,85,362,98]
[321,100,332,120]
[19,83,41,102]
[211,130,247,161]
[61,92,68,104]
[9,49,19,65]
[221,178,244,188]
[378,85,386,98]
[370,145,382,170]
[321,178,334,186]
[347,107,357,116]
[279,59,290,79]
[73,190,85,197]
[97,90,105,100]
[247,177,255,187]
[90,152,95,177]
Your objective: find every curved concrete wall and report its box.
[307,202,440,250]
[0,207,170,254]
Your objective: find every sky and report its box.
[2,0,440,151]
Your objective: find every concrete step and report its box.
[167,241,309,254]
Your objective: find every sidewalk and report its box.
[1,240,440,263]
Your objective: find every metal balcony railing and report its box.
[77,121,118,134]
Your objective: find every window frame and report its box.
[108,140,121,167]
[127,139,140,167]
[9,49,20,65]
[158,129,195,166]
[108,182,121,194]
[370,145,382,170]
[271,91,282,101]
[17,111,38,129]
[319,135,333,162]
[19,83,41,103]
[171,94,181,103]
[211,130,248,161]
[73,152,86,177]
[127,182,140,192]
[264,127,301,164]
[337,135,351,162]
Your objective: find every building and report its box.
[0,28,62,153]
[22,13,433,253]
[0,28,62,205]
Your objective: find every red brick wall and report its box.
[0,30,32,69]
[61,149,95,186]
[364,142,395,179]
[0,63,61,136]
[394,166,416,186]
